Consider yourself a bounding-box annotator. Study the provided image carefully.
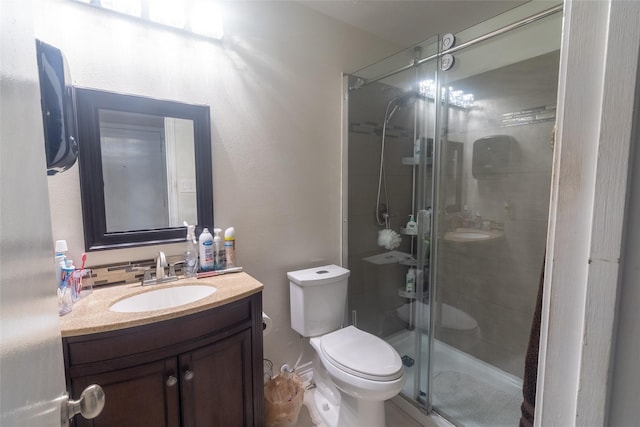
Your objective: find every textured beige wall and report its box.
[34,0,397,370]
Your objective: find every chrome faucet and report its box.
[133,251,179,286]
[156,251,167,280]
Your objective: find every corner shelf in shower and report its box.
[401,157,433,166]
[398,288,417,299]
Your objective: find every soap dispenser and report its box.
[405,215,418,235]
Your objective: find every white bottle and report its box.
[405,214,418,235]
[224,227,236,268]
[199,228,214,272]
[406,268,416,294]
[212,228,226,271]
[414,138,421,162]
[184,223,199,277]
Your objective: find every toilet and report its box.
[288,265,406,427]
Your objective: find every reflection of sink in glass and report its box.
[110,285,217,313]
[444,229,503,242]
[453,231,490,240]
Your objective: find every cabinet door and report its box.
[71,358,180,427]
[180,329,254,427]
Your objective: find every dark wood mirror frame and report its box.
[75,87,213,251]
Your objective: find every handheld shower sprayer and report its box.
[376,90,422,227]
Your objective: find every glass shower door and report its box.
[345,35,439,406]
[429,8,562,427]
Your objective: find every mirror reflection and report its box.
[99,110,197,232]
[76,87,213,251]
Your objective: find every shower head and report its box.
[385,91,420,122]
[394,90,421,107]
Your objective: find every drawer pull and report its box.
[184,370,195,381]
[167,375,178,387]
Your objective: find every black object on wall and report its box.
[35,39,78,176]
[472,135,519,179]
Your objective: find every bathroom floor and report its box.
[388,331,523,427]
[295,398,422,427]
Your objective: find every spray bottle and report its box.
[183,222,198,277]
[224,227,236,268]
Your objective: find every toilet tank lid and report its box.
[287,264,350,286]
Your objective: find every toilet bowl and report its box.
[287,265,406,427]
[395,301,480,349]
[310,326,405,427]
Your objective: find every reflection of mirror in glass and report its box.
[99,110,197,233]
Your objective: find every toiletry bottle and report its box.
[461,205,471,228]
[213,228,226,271]
[414,138,421,162]
[58,259,75,315]
[224,227,236,268]
[184,223,199,277]
[406,268,416,294]
[54,239,68,284]
[405,215,418,235]
[198,228,215,271]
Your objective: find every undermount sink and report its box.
[110,284,217,313]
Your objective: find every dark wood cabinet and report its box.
[63,293,263,427]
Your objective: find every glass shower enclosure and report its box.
[343,3,562,426]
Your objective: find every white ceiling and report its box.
[300,0,527,47]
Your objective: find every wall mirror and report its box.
[76,88,213,251]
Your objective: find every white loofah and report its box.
[377,229,402,250]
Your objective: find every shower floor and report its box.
[387,330,523,427]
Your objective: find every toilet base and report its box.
[311,386,339,427]
[338,393,386,427]
[309,372,388,427]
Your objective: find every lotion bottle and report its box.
[198,228,214,271]
[405,268,416,294]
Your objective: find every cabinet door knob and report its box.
[184,370,195,381]
[167,375,178,387]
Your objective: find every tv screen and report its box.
[35,39,78,176]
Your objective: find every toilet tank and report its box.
[288,265,350,337]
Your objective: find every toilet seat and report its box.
[318,326,403,381]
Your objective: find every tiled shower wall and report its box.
[347,81,421,337]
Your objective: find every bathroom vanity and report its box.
[59,273,264,427]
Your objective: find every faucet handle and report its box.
[168,260,185,278]
[127,266,152,284]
